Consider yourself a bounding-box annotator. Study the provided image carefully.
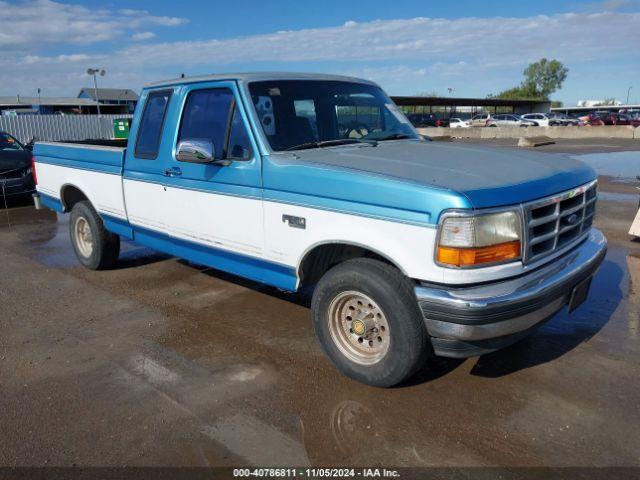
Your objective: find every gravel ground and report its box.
[1,142,639,472]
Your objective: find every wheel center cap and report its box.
[352,319,366,336]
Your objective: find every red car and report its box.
[600,112,640,127]
[583,113,605,126]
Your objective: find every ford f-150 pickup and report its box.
[33,73,607,387]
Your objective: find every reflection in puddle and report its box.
[6,206,169,269]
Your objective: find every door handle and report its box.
[164,167,182,177]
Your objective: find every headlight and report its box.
[437,210,522,267]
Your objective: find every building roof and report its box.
[551,104,640,112]
[391,96,550,107]
[145,72,376,88]
[0,96,98,107]
[78,88,139,101]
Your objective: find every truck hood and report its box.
[286,140,596,208]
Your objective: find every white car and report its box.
[449,118,470,128]
[486,114,537,127]
[520,113,560,127]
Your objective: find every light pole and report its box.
[37,88,41,114]
[86,68,106,116]
[627,86,633,105]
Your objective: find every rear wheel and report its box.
[69,201,120,270]
[311,258,429,387]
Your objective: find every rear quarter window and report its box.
[134,90,172,159]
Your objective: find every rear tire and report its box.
[311,258,429,387]
[69,201,120,270]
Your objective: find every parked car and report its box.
[548,113,581,126]
[598,112,640,127]
[582,113,605,126]
[0,131,35,200]
[520,113,561,127]
[407,113,438,128]
[33,72,607,387]
[469,113,492,126]
[486,114,537,127]
[620,109,640,120]
[434,117,449,128]
[449,117,470,128]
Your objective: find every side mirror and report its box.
[176,139,215,164]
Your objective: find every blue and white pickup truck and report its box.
[33,73,607,387]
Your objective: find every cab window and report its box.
[178,88,253,160]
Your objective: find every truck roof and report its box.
[145,72,377,89]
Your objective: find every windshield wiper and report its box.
[285,138,376,151]
[374,133,414,142]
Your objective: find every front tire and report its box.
[311,258,429,387]
[69,201,120,270]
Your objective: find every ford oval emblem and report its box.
[565,213,579,225]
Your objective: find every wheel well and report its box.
[298,243,401,289]
[60,185,88,212]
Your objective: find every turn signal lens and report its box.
[437,240,521,267]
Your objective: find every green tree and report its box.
[490,58,568,100]
[522,58,568,98]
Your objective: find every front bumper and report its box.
[415,229,607,358]
[0,175,35,197]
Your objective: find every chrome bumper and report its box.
[415,229,607,358]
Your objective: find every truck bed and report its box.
[34,141,127,174]
[33,141,129,221]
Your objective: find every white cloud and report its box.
[99,11,640,69]
[132,32,157,41]
[0,0,187,48]
[1,5,639,99]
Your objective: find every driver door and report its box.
[163,81,264,260]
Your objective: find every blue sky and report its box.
[2,0,640,104]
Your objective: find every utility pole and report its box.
[627,86,633,105]
[87,68,106,116]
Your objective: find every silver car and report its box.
[486,114,537,127]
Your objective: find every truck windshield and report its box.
[248,80,419,151]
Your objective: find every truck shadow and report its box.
[178,254,625,386]
[180,259,312,307]
[114,244,172,270]
[468,255,625,378]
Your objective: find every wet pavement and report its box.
[1,156,640,469]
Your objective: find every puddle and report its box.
[6,208,169,269]
[574,151,640,182]
[598,191,638,202]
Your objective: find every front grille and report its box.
[524,181,597,263]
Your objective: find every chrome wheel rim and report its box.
[328,291,390,365]
[74,216,94,258]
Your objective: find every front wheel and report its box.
[311,258,429,387]
[69,201,120,270]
